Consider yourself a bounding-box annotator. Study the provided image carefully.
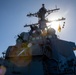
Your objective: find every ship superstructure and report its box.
[0,4,76,75]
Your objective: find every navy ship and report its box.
[0,4,76,75]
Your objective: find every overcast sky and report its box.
[0,0,76,57]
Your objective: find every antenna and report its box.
[55,5,57,9]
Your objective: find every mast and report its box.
[24,4,65,33]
